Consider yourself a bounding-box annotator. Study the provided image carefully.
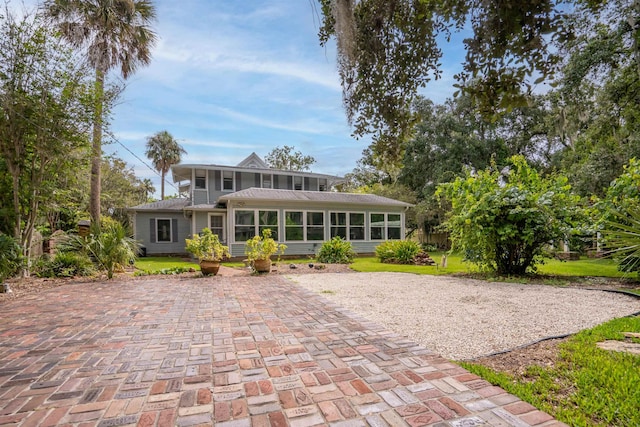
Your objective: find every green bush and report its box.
[317,237,356,264]
[59,222,140,279]
[0,233,22,281]
[34,252,95,278]
[437,156,582,275]
[376,240,421,264]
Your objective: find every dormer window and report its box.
[195,169,206,189]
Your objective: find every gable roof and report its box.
[236,152,269,169]
[129,198,190,211]
[218,188,412,207]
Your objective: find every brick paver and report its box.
[0,275,567,426]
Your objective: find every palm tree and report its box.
[45,0,157,229]
[145,130,186,200]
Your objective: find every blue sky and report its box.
[107,1,468,197]
[13,0,465,197]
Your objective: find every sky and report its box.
[15,0,466,198]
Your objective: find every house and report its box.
[129,153,412,257]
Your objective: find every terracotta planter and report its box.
[252,258,271,273]
[199,260,221,276]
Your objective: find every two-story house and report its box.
[129,153,412,257]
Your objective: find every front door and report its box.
[209,214,226,243]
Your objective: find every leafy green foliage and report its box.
[185,228,230,262]
[134,266,192,276]
[0,8,95,263]
[0,233,22,281]
[145,130,185,200]
[375,240,421,264]
[34,252,95,278]
[318,0,574,163]
[437,156,582,275]
[61,222,140,279]
[316,237,356,264]
[244,229,287,262]
[264,145,316,171]
[462,316,640,426]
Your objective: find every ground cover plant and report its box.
[461,316,640,426]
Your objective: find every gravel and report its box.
[288,272,640,361]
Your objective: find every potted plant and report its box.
[185,228,230,275]
[244,228,287,273]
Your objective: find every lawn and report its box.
[135,256,199,273]
[350,251,629,278]
[462,316,640,426]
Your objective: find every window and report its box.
[307,212,324,241]
[319,179,327,191]
[156,219,172,242]
[258,210,278,240]
[209,215,224,241]
[223,170,233,191]
[388,214,402,239]
[234,210,254,241]
[234,210,279,242]
[195,169,206,189]
[369,213,403,240]
[349,213,365,240]
[294,176,302,191]
[285,211,304,241]
[262,174,272,189]
[330,212,347,239]
[370,213,385,240]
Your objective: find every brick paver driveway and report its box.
[0,275,566,426]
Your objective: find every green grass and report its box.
[461,316,640,426]
[135,256,199,272]
[350,252,631,279]
[135,253,634,280]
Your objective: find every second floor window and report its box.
[195,169,206,189]
[223,171,233,191]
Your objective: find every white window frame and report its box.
[232,209,280,243]
[262,173,272,189]
[283,210,325,242]
[194,169,207,190]
[348,212,366,241]
[208,213,226,243]
[155,218,173,243]
[222,170,234,192]
[370,212,387,241]
[368,212,403,241]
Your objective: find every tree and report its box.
[264,145,316,171]
[437,156,581,275]
[145,130,185,200]
[318,0,574,162]
[45,0,157,228]
[0,7,94,268]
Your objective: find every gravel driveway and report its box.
[288,272,640,360]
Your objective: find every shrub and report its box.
[437,156,582,275]
[317,237,356,264]
[34,252,95,278]
[0,233,22,281]
[60,222,140,279]
[376,240,421,264]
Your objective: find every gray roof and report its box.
[129,198,190,211]
[218,188,412,207]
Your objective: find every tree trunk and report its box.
[161,169,165,200]
[90,68,105,230]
